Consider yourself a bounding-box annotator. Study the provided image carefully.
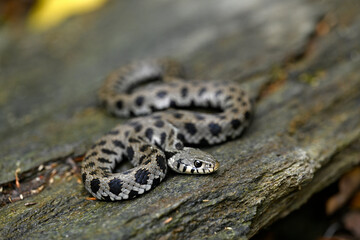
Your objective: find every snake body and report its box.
[81,60,253,201]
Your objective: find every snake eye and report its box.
[194,160,202,168]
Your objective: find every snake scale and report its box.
[81,59,253,201]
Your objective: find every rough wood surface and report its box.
[1,0,360,239]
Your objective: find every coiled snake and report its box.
[81,59,253,201]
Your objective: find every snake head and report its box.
[168,147,219,174]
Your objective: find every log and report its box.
[1,0,360,239]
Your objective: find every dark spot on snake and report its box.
[134,124,142,132]
[85,162,95,168]
[237,97,242,102]
[198,87,207,97]
[225,96,232,102]
[175,142,184,150]
[191,168,195,174]
[97,140,106,146]
[245,110,251,120]
[89,170,98,175]
[229,87,236,92]
[128,190,139,199]
[135,169,151,184]
[99,167,110,173]
[156,155,167,172]
[160,132,167,146]
[242,101,247,107]
[82,173,87,183]
[177,133,185,142]
[169,100,176,107]
[199,138,209,146]
[123,170,132,175]
[107,130,119,135]
[231,108,239,113]
[108,178,123,195]
[135,96,145,107]
[126,146,134,161]
[98,158,112,163]
[125,131,130,137]
[129,137,140,143]
[226,104,234,109]
[139,155,146,164]
[102,195,112,201]
[144,129,153,142]
[181,87,188,98]
[144,159,151,165]
[184,122,197,135]
[101,148,117,155]
[208,123,222,136]
[156,90,167,98]
[113,140,125,149]
[116,100,123,109]
[154,120,165,128]
[215,90,223,97]
[84,151,97,161]
[231,119,241,129]
[90,179,100,194]
[140,144,150,152]
[152,177,161,187]
[173,113,183,119]
[182,165,187,172]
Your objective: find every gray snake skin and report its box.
[81,59,253,201]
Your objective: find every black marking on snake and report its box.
[97,140,106,146]
[215,90,223,97]
[208,123,222,136]
[90,179,100,194]
[245,111,251,120]
[173,113,183,119]
[125,131,130,137]
[225,96,232,102]
[123,170,132,175]
[184,122,197,135]
[152,177,161,187]
[116,100,123,109]
[108,178,123,195]
[175,142,184,150]
[231,119,241,129]
[139,155,146,164]
[135,96,145,107]
[98,158,111,163]
[156,155,167,172]
[101,148,117,155]
[237,97,242,102]
[84,152,98,161]
[99,167,110,173]
[126,146,134,161]
[198,87,207,97]
[229,87,236,92]
[181,87,188,98]
[102,195,112,201]
[143,159,151,165]
[156,90,167,98]
[160,132,167,146]
[242,101,247,107]
[177,133,185,142]
[129,137,140,143]
[154,120,164,128]
[113,140,125,149]
[176,159,181,169]
[107,130,119,135]
[134,124,142,132]
[170,100,176,107]
[85,162,95,168]
[82,173,87,183]
[135,169,150,184]
[182,166,187,172]
[145,128,154,141]
[168,129,174,139]
[140,144,151,152]
[128,190,139,199]
[231,108,239,113]
[89,170,98,175]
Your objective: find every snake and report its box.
[81,59,253,201]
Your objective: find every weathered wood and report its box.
[1,0,360,239]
